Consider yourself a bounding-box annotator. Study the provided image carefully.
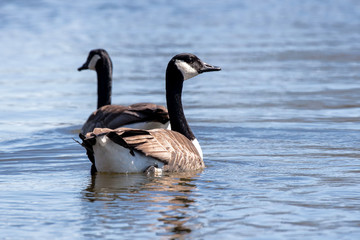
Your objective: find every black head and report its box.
[78,49,112,71]
[169,53,221,80]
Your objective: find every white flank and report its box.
[88,54,101,70]
[191,138,203,160]
[175,59,199,80]
[93,135,164,173]
[121,121,171,130]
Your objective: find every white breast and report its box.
[191,138,203,160]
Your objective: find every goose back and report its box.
[81,103,170,134]
[83,127,204,172]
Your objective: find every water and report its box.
[1,0,360,239]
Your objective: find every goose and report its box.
[78,49,170,135]
[81,53,221,173]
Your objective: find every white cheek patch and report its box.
[88,54,101,70]
[175,59,199,80]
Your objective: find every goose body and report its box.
[78,49,170,135]
[83,127,203,173]
[81,103,169,134]
[81,53,221,173]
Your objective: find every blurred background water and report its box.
[0,0,360,239]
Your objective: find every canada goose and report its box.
[81,53,221,173]
[78,49,170,135]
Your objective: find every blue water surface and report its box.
[0,0,360,239]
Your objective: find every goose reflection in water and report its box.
[81,172,201,238]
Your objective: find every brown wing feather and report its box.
[81,103,169,134]
[83,128,204,172]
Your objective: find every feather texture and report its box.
[81,103,169,134]
[79,53,221,173]
[84,128,204,172]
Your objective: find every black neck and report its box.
[96,61,112,109]
[166,64,195,141]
